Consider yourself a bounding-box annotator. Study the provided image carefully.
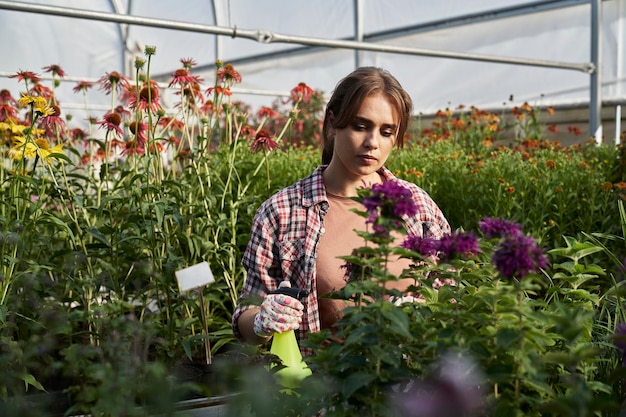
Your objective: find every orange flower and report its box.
[547,124,557,133]
[600,182,613,191]
[546,106,555,115]
[545,160,556,169]
[568,125,582,136]
[505,186,515,194]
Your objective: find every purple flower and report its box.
[492,234,549,279]
[437,231,480,262]
[402,235,439,258]
[402,231,480,262]
[478,217,523,238]
[362,181,418,223]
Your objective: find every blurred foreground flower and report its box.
[391,352,485,417]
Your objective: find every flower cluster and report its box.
[403,217,549,279]
[402,230,480,262]
[360,181,418,236]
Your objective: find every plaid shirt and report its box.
[232,165,450,352]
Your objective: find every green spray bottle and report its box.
[268,285,312,389]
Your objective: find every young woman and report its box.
[232,67,450,352]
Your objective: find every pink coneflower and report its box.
[128,81,162,113]
[29,84,54,101]
[257,106,279,120]
[241,125,256,139]
[122,139,145,157]
[175,84,204,109]
[250,129,278,153]
[0,89,16,105]
[73,81,94,94]
[69,128,88,142]
[129,121,148,145]
[9,70,41,84]
[199,99,214,115]
[216,63,242,85]
[0,103,17,122]
[290,82,313,104]
[40,105,67,139]
[168,68,204,88]
[98,71,130,95]
[180,58,197,70]
[205,86,232,97]
[96,111,124,137]
[42,64,66,78]
[158,117,185,132]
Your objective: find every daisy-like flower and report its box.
[128,81,162,113]
[250,129,278,153]
[18,95,54,116]
[290,82,314,104]
[9,136,37,160]
[216,63,242,86]
[40,105,67,139]
[73,81,94,94]
[9,70,41,84]
[168,68,204,88]
[478,217,523,238]
[0,89,17,105]
[96,111,124,137]
[205,86,232,97]
[180,58,197,70]
[492,234,549,279]
[98,71,130,95]
[29,84,54,101]
[42,64,66,78]
[257,106,279,120]
[122,139,145,157]
[34,137,65,162]
[129,121,148,145]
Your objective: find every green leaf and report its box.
[341,371,377,399]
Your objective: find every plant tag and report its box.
[175,261,215,293]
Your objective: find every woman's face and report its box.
[328,93,399,181]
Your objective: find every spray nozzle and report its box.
[269,286,309,300]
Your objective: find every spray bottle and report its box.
[268,285,312,389]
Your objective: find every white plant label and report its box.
[175,261,215,292]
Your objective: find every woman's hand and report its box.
[253,291,304,337]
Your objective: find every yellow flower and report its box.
[9,136,37,160]
[17,94,54,116]
[34,138,65,161]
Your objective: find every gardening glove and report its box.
[253,281,305,338]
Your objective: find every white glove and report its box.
[253,281,304,338]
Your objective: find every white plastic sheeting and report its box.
[0,0,624,130]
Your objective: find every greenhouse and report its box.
[1,1,626,416]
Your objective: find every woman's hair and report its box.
[321,66,413,165]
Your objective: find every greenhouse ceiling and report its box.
[0,0,624,139]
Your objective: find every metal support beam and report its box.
[590,0,603,143]
[0,0,594,74]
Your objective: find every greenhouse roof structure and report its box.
[0,0,624,140]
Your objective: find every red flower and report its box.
[169,68,204,88]
[42,65,66,78]
[290,82,313,104]
[29,84,54,101]
[96,111,124,137]
[128,81,162,113]
[216,63,242,85]
[257,106,279,119]
[129,121,148,145]
[98,71,130,95]
[73,81,94,94]
[9,70,41,84]
[250,129,278,153]
[180,58,197,69]
[40,105,66,139]
[205,86,232,97]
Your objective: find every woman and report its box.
[232,67,450,352]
